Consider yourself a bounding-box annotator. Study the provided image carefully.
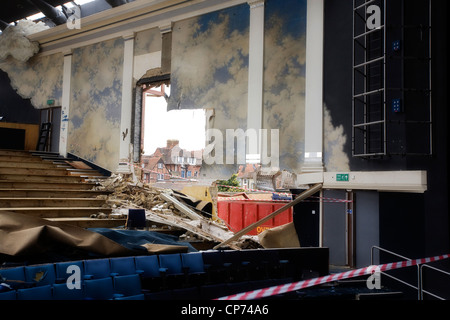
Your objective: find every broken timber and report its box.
[160,191,205,220]
[108,197,240,250]
[213,183,323,250]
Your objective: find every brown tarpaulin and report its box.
[0,211,185,258]
[258,222,301,248]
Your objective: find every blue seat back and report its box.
[0,290,17,300]
[0,266,26,283]
[52,282,84,300]
[83,258,111,279]
[24,264,56,287]
[55,261,84,283]
[134,255,160,278]
[84,277,115,300]
[113,274,142,297]
[110,257,136,276]
[159,254,183,275]
[17,285,52,300]
[127,209,146,229]
[181,252,205,274]
[115,294,145,300]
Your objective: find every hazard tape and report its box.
[215,253,450,300]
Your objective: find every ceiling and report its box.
[0,0,70,24]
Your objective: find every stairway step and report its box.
[46,217,126,228]
[0,207,112,218]
[0,188,110,198]
[0,155,45,162]
[0,161,63,169]
[0,150,35,157]
[0,197,107,208]
[0,181,100,190]
[29,151,61,157]
[0,167,70,176]
[0,174,85,183]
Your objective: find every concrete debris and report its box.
[95,174,262,250]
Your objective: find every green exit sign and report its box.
[336,174,349,182]
[47,99,55,105]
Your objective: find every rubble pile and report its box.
[94,174,262,250]
[97,174,182,216]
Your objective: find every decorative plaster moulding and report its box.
[28,0,249,55]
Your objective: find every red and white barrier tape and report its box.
[216,253,450,300]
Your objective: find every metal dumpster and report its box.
[217,200,293,235]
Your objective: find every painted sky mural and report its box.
[263,0,307,172]
[169,0,311,174]
[68,38,124,172]
[0,53,63,110]
[0,0,349,174]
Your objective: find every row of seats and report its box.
[0,274,144,300]
[0,253,207,299]
[0,248,329,299]
[0,253,205,287]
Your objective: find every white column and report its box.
[59,51,72,157]
[117,33,135,173]
[246,0,265,164]
[302,0,324,173]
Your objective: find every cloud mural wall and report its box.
[0,0,350,176]
[263,0,307,173]
[68,38,124,172]
[169,4,250,178]
[0,52,63,110]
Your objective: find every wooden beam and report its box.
[160,192,204,221]
[213,183,323,250]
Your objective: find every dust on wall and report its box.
[0,20,63,110]
[323,105,350,172]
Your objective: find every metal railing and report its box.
[371,246,450,300]
[420,264,450,300]
[371,246,421,300]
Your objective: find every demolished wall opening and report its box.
[140,83,206,190]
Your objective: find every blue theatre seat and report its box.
[113,274,143,298]
[55,260,84,283]
[84,277,121,300]
[17,285,52,300]
[0,290,17,300]
[24,264,56,287]
[134,255,161,279]
[83,258,112,280]
[110,256,137,276]
[52,282,84,300]
[127,209,147,230]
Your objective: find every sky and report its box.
[143,88,206,155]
